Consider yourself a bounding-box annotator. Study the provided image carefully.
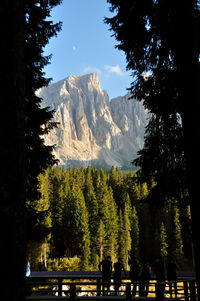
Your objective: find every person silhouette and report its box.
[129,259,141,296]
[139,263,151,297]
[113,258,126,295]
[154,256,166,300]
[98,256,112,295]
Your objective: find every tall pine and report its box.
[105,0,200,278]
[84,167,99,268]
[131,206,140,262]
[159,222,168,259]
[24,0,62,255]
[68,183,91,270]
[118,210,127,265]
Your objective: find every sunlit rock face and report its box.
[38,72,148,170]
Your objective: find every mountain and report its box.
[38,72,148,170]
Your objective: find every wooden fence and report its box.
[26,274,199,301]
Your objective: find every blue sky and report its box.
[44,0,132,99]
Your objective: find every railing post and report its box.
[126,283,131,301]
[58,278,63,297]
[70,283,76,301]
[155,281,165,301]
[189,280,196,301]
[184,281,189,301]
[97,278,101,296]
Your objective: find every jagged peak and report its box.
[39,71,147,170]
[38,73,101,95]
[66,72,100,87]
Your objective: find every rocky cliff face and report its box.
[38,72,148,170]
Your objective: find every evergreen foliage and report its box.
[131,206,140,262]
[24,0,62,247]
[159,222,168,259]
[105,0,200,278]
[118,210,127,266]
[1,1,62,298]
[27,166,192,271]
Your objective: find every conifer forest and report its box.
[27,166,193,272]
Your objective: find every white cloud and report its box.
[83,66,102,75]
[104,64,125,76]
[72,45,76,51]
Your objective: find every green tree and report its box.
[47,168,65,257]
[172,206,184,266]
[164,201,184,266]
[118,210,127,265]
[118,201,132,269]
[68,184,91,270]
[29,166,193,270]
[108,166,123,210]
[105,0,199,277]
[27,168,54,268]
[159,222,168,259]
[131,206,140,261]
[24,0,62,267]
[96,174,118,261]
[1,0,62,298]
[97,220,106,262]
[84,167,99,268]
[105,187,119,262]
[180,205,193,268]
[124,195,132,268]
[25,0,62,201]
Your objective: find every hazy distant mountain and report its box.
[38,72,148,170]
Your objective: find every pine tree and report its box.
[24,0,62,258]
[131,206,140,262]
[131,177,142,206]
[96,174,118,261]
[124,197,132,268]
[48,167,66,257]
[105,186,118,262]
[24,0,62,191]
[1,1,62,297]
[159,222,168,259]
[84,167,99,268]
[164,201,184,266]
[105,0,200,278]
[108,166,123,210]
[28,166,193,270]
[27,169,53,267]
[179,205,193,268]
[68,184,91,270]
[172,206,184,266]
[118,210,127,266]
[97,220,106,262]
[96,179,109,220]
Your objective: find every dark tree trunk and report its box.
[0,0,26,299]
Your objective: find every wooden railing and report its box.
[26,273,199,301]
